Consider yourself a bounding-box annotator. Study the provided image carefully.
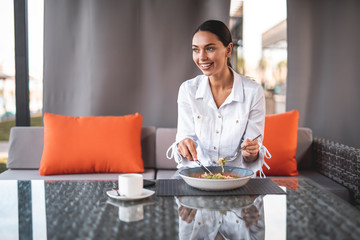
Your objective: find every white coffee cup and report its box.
[118,174,143,197]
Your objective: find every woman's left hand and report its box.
[241,138,259,162]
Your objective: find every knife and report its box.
[195,160,215,176]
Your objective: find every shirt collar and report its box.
[229,68,244,103]
[195,68,244,103]
[195,75,210,99]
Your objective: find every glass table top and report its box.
[0,178,359,240]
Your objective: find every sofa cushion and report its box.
[262,110,299,176]
[39,112,144,175]
[156,170,176,179]
[0,169,155,180]
[7,127,44,169]
[298,170,350,202]
[155,128,178,169]
[140,126,156,168]
[296,127,313,169]
[269,170,350,202]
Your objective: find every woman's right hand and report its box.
[177,138,197,161]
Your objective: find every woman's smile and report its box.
[199,62,213,71]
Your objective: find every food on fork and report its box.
[199,157,239,179]
[217,157,227,173]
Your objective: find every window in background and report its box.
[0,0,44,127]
[28,0,44,125]
[0,0,15,171]
[0,0,16,123]
[0,1,43,171]
[0,0,43,129]
[230,0,287,114]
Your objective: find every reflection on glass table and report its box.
[106,198,155,223]
[177,195,265,240]
[0,178,359,240]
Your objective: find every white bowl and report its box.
[179,166,253,191]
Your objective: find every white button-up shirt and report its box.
[168,69,270,175]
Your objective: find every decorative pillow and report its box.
[261,110,299,176]
[39,112,144,175]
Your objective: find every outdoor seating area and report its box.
[1,125,360,239]
[1,125,359,208]
[1,0,360,239]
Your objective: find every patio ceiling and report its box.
[262,19,287,49]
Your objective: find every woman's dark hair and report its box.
[194,20,233,67]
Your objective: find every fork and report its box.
[227,134,262,161]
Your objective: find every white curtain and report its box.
[287,0,360,148]
[43,0,230,127]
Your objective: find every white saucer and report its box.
[106,188,155,201]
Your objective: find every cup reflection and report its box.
[107,199,153,223]
[118,204,144,222]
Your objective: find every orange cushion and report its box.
[39,112,144,175]
[261,110,299,176]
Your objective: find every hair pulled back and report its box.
[194,20,233,67]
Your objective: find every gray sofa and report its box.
[0,126,357,206]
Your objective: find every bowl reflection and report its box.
[178,195,255,210]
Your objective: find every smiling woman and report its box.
[167,20,271,180]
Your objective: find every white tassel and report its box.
[258,144,271,178]
[166,142,183,164]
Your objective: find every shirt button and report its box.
[218,115,222,119]
[214,147,217,150]
[218,221,222,224]
[236,120,239,123]
[197,115,201,119]
[216,130,219,134]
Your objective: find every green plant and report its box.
[0,157,7,174]
[0,116,42,141]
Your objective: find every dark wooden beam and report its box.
[14,0,30,126]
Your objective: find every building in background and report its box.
[230,0,287,114]
[0,0,43,121]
